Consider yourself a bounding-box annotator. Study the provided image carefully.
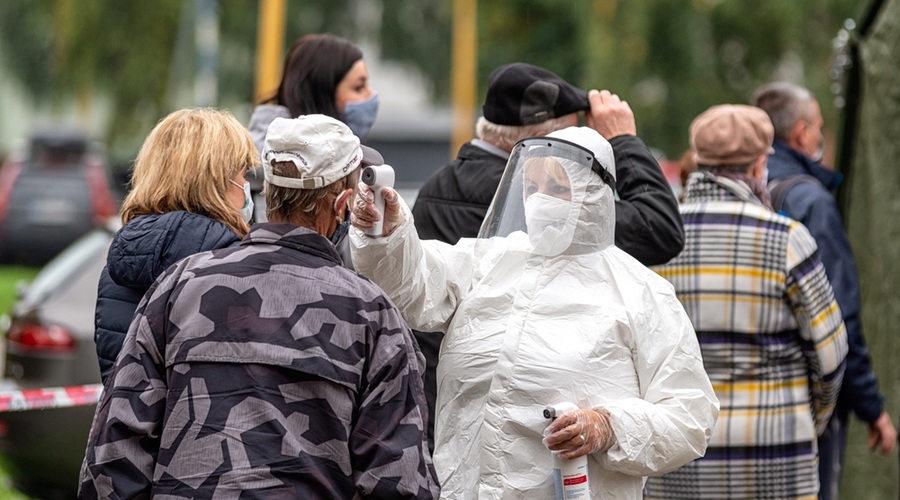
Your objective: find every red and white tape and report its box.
[0,384,103,412]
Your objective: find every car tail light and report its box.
[84,156,118,224]
[7,323,76,353]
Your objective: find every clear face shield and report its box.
[478,136,616,256]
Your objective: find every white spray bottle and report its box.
[544,402,591,500]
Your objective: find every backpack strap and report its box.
[768,174,818,214]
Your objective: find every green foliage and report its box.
[0,266,39,316]
[0,455,36,499]
[480,0,588,90]
[0,0,869,161]
[380,0,452,99]
[0,0,56,98]
[472,0,864,156]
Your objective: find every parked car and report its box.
[0,221,116,499]
[0,127,119,266]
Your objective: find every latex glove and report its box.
[867,411,897,455]
[543,407,616,460]
[350,182,403,237]
[585,89,637,139]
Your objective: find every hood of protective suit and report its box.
[349,128,718,499]
[479,126,616,257]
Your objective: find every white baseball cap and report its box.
[262,114,383,189]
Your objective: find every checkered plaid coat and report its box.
[644,172,847,500]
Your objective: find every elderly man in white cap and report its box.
[79,114,440,499]
[350,125,718,499]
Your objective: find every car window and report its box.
[27,133,89,170]
[29,150,86,169]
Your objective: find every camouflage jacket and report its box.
[79,223,440,499]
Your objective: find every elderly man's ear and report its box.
[750,155,768,182]
[334,189,354,219]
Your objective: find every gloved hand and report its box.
[543,407,616,460]
[351,182,404,237]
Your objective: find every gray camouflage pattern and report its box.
[79,223,440,499]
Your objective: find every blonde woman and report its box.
[94,108,257,383]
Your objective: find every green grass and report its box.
[0,266,40,500]
[0,266,39,316]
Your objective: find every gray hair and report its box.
[265,160,357,223]
[476,115,578,152]
[751,82,816,142]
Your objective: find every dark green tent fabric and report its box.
[840,0,900,497]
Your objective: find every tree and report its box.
[0,0,359,158]
[0,1,866,162]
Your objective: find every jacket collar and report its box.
[242,222,342,264]
[469,139,510,160]
[770,140,843,191]
[684,171,766,206]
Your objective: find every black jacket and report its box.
[94,211,241,383]
[412,134,684,265]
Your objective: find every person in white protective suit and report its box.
[349,126,719,499]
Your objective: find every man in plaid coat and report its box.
[645,105,848,500]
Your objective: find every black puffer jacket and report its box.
[413,134,684,265]
[94,211,241,383]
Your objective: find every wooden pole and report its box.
[253,0,287,105]
[450,0,477,159]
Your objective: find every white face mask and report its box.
[341,92,380,139]
[231,180,254,223]
[524,193,575,256]
[811,135,825,163]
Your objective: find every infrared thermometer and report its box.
[361,164,395,236]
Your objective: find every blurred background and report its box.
[0,0,898,498]
[0,0,865,174]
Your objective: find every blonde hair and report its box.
[476,115,577,152]
[522,156,572,201]
[523,156,569,184]
[121,108,257,237]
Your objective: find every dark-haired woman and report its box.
[247,33,378,226]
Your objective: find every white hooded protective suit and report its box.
[350,127,718,499]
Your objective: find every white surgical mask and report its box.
[524,193,575,256]
[231,180,254,223]
[341,92,380,139]
[812,136,825,163]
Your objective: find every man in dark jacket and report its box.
[80,115,439,499]
[753,81,896,500]
[411,62,685,451]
